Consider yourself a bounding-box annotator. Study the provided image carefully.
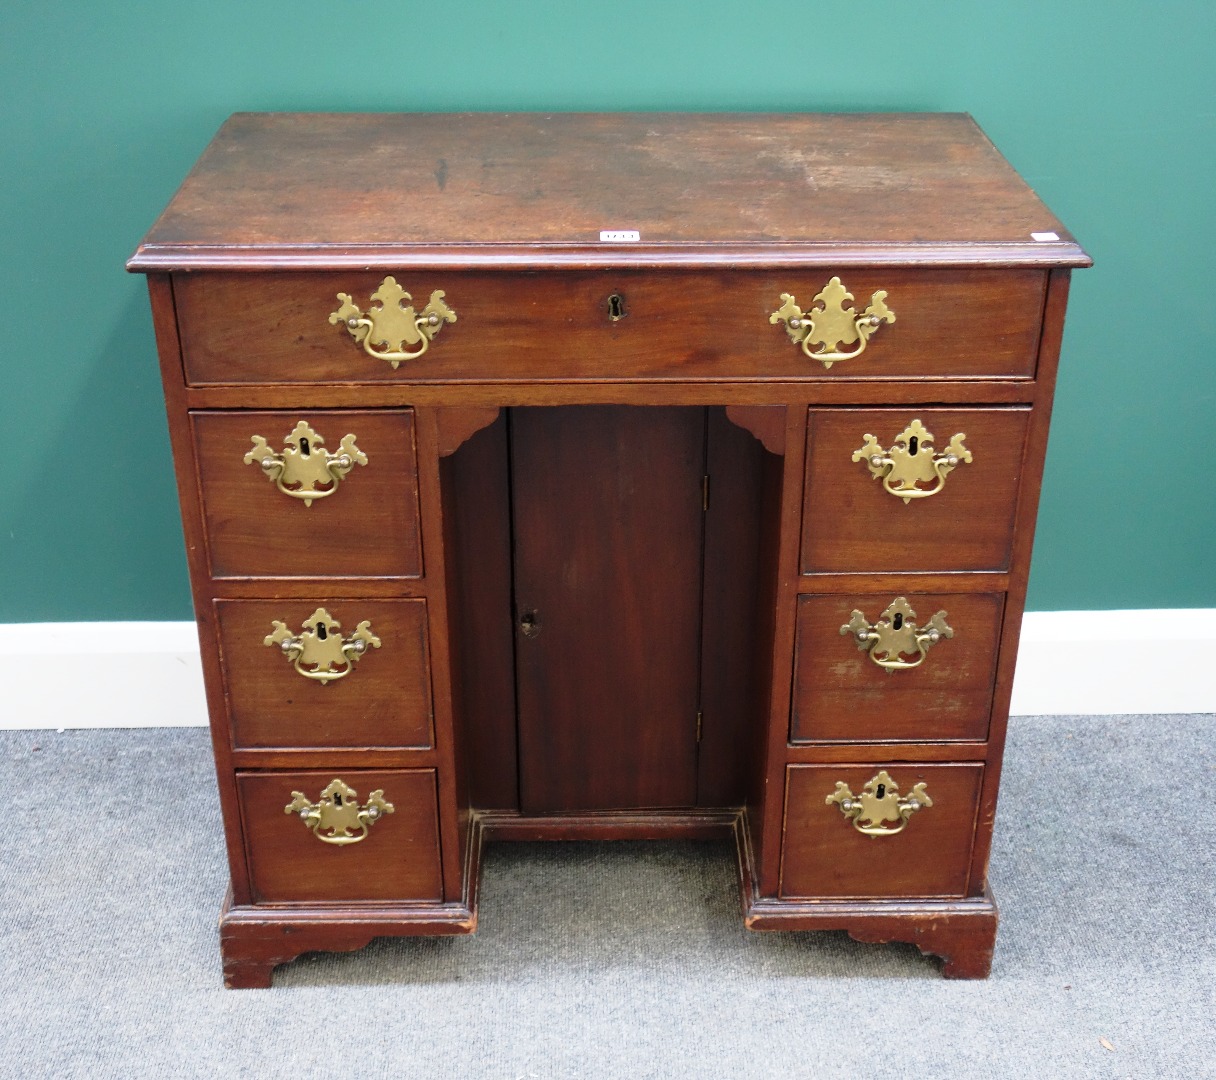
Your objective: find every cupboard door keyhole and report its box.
[607,293,626,321]
[519,610,541,638]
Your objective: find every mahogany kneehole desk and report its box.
[128,112,1090,987]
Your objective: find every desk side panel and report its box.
[146,273,255,904]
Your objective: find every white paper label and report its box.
[1031,231,1060,242]
[599,230,640,242]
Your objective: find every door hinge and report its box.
[701,474,710,512]
[696,710,703,743]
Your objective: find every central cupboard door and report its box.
[510,407,706,813]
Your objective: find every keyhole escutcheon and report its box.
[607,293,626,321]
[519,610,541,638]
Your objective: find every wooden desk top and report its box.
[128,112,1090,272]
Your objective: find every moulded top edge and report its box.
[127,240,1092,273]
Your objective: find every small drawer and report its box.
[192,409,422,580]
[801,407,1031,574]
[216,598,434,750]
[791,592,1003,743]
[239,768,443,904]
[175,268,1045,385]
[780,763,983,899]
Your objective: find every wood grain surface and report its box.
[780,762,984,898]
[511,406,705,812]
[791,592,1004,743]
[802,407,1032,574]
[216,598,434,750]
[128,113,1089,270]
[175,268,1046,384]
[696,408,769,806]
[440,414,519,810]
[238,768,443,903]
[192,409,422,579]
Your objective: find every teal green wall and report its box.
[2,1,1213,620]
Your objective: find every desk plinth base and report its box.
[218,810,996,987]
[733,814,998,979]
[219,892,479,990]
[740,893,999,979]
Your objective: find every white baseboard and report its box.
[0,611,1212,730]
[1007,609,1214,716]
[1,622,209,729]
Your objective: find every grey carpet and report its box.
[1,715,1212,1078]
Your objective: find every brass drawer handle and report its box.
[264,607,381,684]
[852,419,971,504]
[841,597,952,672]
[770,276,894,369]
[826,770,932,837]
[285,779,394,846]
[244,421,367,507]
[329,276,456,369]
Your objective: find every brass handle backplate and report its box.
[826,770,932,837]
[244,421,367,507]
[329,276,456,369]
[264,607,381,684]
[841,597,952,672]
[853,419,971,504]
[770,276,894,369]
[285,779,394,845]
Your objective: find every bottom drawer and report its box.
[780,763,984,899]
[238,769,444,904]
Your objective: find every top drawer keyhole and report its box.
[607,293,626,321]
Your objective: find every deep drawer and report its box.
[239,768,443,904]
[780,762,984,899]
[801,407,1031,574]
[216,598,434,750]
[791,592,1004,743]
[175,268,1046,385]
[192,409,422,580]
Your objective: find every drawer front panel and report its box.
[217,598,434,750]
[239,769,443,903]
[791,593,1004,743]
[780,763,983,899]
[176,268,1045,384]
[802,407,1031,574]
[193,409,422,580]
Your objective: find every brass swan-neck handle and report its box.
[329,276,457,369]
[770,277,894,369]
